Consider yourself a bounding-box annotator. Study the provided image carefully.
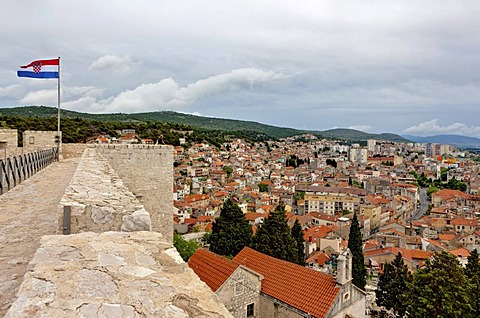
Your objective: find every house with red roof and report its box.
[189,247,366,318]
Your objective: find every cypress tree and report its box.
[376,252,410,316]
[465,249,480,316]
[251,203,298,263]
[291,219,306,266]
[347,213,367,290]
[209,198,252,257]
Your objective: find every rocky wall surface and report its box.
[5,231,232,318]
[22,130,60,153]
[61,143,88,159]
[57,147,151,234]
[96,144,174,242]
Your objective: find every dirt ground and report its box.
[0,157,79,316]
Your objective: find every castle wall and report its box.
[0,128,19,159]
[57,147,152,234]
[22,130,60,153]
[96,144,174,242]
[5,231,233,318]
[61,143,88,158]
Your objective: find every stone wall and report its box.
[22,130,60,153]
[96,144,174,242]
[62,143,88,158]
[0,128,18,159]
[258,294,305,318]
[57,147,152,234]
[216,266,263,318]
[5,231,233,318]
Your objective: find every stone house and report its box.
[189,247,366,318]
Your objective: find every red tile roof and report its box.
[188,249,238,292]
[433,189,468,200]
[449,247,470,258]
[451,218,478,227]
[189,247,341,317]
[232,247,340,317]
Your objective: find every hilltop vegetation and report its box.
[0,106,409,143]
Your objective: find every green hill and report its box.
[0,106,409,142]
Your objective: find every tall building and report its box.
[367,139,376,152]
[349,148,367,163]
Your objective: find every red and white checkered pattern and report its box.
[32,62,42,73]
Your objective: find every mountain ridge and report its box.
[0,105,409,142]
[403,134,480,148]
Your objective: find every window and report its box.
[29,136,35,144]
[246,303,254,317]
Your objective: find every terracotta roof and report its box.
[303,225,335,240]
[233,247,340,318]
[188,249,238,292]
[433,189,468,200]
[451,218,478,227]
[189,247,341,317]
[438,233,456,241]
[449,247,471,258]
[306,252,330,266]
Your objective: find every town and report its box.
[164,133,479,315]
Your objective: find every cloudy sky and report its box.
[1,1,480,137]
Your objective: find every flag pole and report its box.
[57,56,61,160]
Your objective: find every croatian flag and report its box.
[17,58,59,79]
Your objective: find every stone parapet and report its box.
[61,143,88,158]
[5,231,232,318]
[96,144,174,242]
[57,147,151,234]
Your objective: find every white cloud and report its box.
[404,119,480,137]
[88,55,135,74]
[20,89,57,105]
[67,68,285,113]
[347,125,372,132]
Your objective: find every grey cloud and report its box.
[88,55,135,74]
[1,1,480,136]
[62,68,285,113]
[404,119,480,137]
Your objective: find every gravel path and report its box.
[0,157,79,316]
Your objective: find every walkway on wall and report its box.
[0,157,79,316]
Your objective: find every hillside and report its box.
[403,134,480,148]
[0,106,409,142]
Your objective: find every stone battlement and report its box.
[5,231,232,317]
[4,144,232,317]
[57,147,152,234]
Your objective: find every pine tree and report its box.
[347,213,366,290]
[406,251,474,318]
[375,252,410,316]
[291,219,306,266]
[251,203,298,263]
[209,198,253,257]
[465,249,480,316]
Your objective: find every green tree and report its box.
[376,252,410,317]
[251,203,298,263]
[173,233,201,261]
[465,249,480,316]
[291,219,306,266]
[326,158,337,168]
[258,182,269,192]
[440,167,448,181]
[405,251,474,318]
[347,213,366,290]
[209,199,252,257]
[222,165,233,178]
